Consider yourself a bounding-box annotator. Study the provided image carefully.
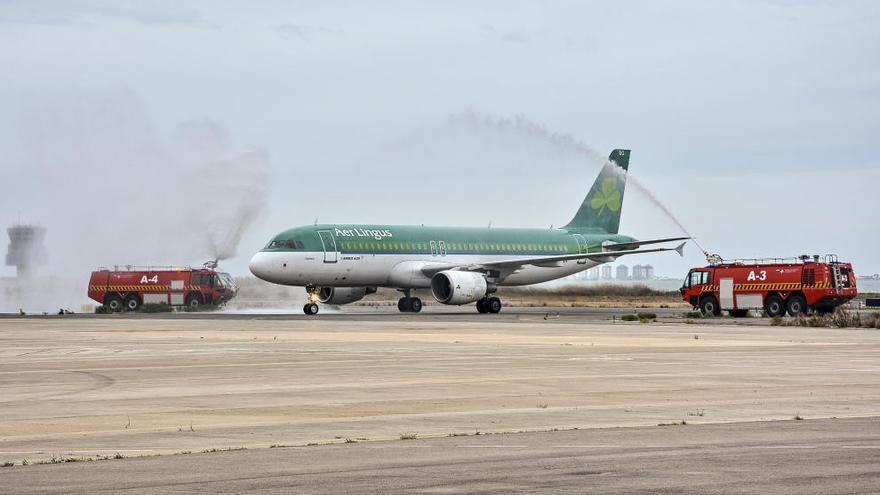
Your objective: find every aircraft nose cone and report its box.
[249,252,272,281]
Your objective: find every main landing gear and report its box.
[476,296,502,314]
[397,289,422,313]
[303,285,320,315]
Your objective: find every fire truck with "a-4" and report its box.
[88,261,238,311]
[681,254,857,317]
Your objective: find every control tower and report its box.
[5,225,48,278]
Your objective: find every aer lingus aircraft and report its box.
[249,149,687,314]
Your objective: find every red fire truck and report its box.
[681,255,857,317]
[88,262,238,311]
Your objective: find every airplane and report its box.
[249,149,687,315]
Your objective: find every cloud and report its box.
[0,0,201,26]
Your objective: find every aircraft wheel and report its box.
[786,294,807,317]
[409,297,422,313]
[397,297,412,312]
[487,297,502,314]
[303,303,319,315]
[764,295,785,317]
[476,299,488,313]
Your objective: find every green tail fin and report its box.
[563,149,630,234]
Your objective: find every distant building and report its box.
[616,264,629,281]
[6,225,47,279]
[631,264,655,281]
[632,264,644,280]
[601,265,613,280]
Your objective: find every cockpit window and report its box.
[266,239,304,249]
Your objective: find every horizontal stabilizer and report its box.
[603,237,690,252]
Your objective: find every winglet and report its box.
[675,242,686,257]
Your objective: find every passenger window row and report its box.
[336,241,569,253]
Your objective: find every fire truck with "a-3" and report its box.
[681,254,857,317]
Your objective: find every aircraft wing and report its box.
[420,241,687,277]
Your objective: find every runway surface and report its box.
[1,310,879,492]
[1,417,878,494]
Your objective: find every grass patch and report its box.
[683,311,702,318]
[2,461,14,467]
[399,432,418,440]
[769,308,880,329]
[794,414,804,421]
[620,314,639,322]
[140,303,173,313]
[536,403,548,409]
[504,284,674,298]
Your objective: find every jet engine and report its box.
[318,287,376,305]
[430,271,489,305]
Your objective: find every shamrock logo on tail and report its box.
[590,177,621,217]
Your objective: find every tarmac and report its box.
[1,309,879,493]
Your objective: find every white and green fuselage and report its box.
[249,224,636,288]
[249,149,686,311]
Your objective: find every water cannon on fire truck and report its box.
[681,252,858,317]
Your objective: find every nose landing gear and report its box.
[304,285,320,315]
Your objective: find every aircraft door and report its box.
[317,230,338,263]
[573,234,588,264]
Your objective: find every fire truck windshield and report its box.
[219,272,237,290]
[684,270,710,288]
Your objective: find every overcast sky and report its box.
[1,0,878,281]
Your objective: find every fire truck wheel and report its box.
[765,295,785,317]
[185,293,203,309]
[104,295,123,312]
[786,294,808,316]
[699,296,721,317]
[123,295,141,312]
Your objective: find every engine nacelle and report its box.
[430,271,489,305]
[318,287,376,305]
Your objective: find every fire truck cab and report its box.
[681,255,857,317]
